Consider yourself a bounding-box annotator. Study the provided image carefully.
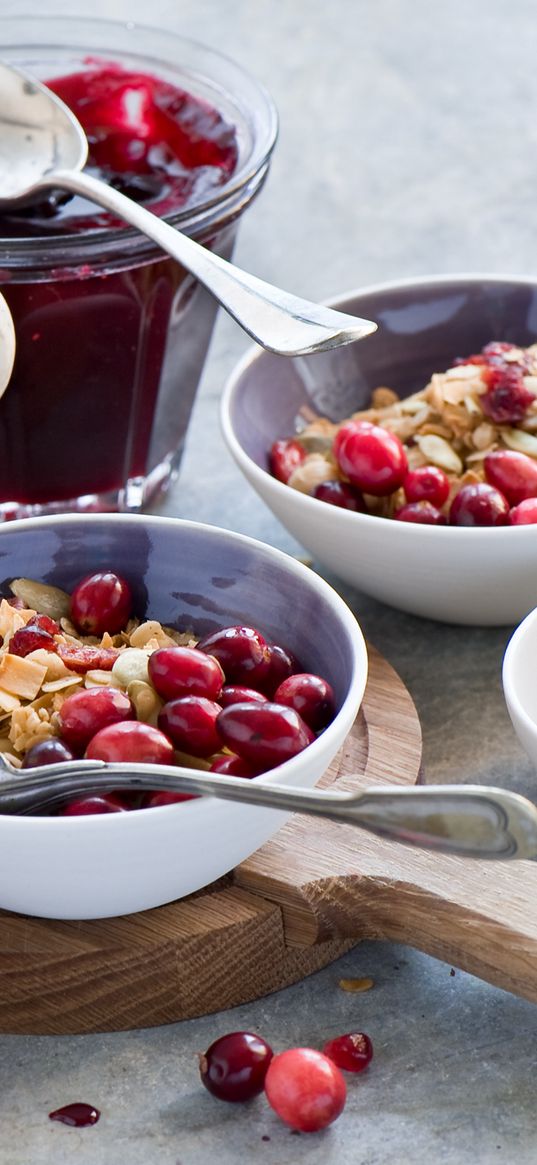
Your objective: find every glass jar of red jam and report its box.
[0,17,277,517]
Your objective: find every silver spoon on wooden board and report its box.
[0,61,377,356]
[0,754,536,861]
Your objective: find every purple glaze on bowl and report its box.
[0,513,359,708]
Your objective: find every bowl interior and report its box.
[229,276,537,468]
[0,514,358,709]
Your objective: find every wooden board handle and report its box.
[240,831,537,1003]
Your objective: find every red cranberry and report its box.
[273,673,335,731]
[403,465,450,507]
[49,1102,100,1127]
[196,626,272,687]
[141,790,197,807]
[270,438,306,483]
[86,720,175,764]
[70,571,133,635]
[219,685,268,708]
[56,644,119,673]
[449,483,509,526]
[508,498,537,524]
[57,687,134,752]
[484,449,537,506]
[334,421,407,496]
[8,625,58,657]
[210,753,258,777]
[323,1032,374,1073]
[216,702,315,768]
[26,613,60,636]
[22,738,76,768]
[332,419,374,461]
[59,793,132,816]
[200,1031,273,1102]
[481,366,534,424]
[148,646,224,702]
[261,643,298,697]
[312,480,366,511]
[264,1048,346,1132]
[394,501,447,525]
[158,696,222,757]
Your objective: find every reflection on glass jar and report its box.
[0,17,277,517]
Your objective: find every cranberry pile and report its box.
[199,1027,373,1133]
[10,571,336,816]
[271,341,537,527]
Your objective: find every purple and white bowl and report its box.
[0,513,367,919]
[222,274,537,626]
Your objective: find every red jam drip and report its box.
[2,61,238,236]
[48,1102,101,1127]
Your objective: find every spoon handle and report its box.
[1,760,536,860]
[37,169,376,356]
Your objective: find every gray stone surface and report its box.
[2,0,537,1161]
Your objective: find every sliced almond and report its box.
[127,680,162,725]
[128,621,176,649]
[501,428,537,458]
[9,578,71,621]
[414,434,463,474]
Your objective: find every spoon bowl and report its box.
[0,61,376,356]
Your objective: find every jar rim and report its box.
[0,15,279,263]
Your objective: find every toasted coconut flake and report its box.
[0,654,47,700]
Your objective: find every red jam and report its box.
[0,62,240,509]
[2,63,238,236]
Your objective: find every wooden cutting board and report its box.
[1,643,536,1035]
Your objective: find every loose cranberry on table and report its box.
[196,626,272,688]
[449,483,510,527]
[333,421,408,496]
[394,501,447,525]
[273,673,335,731]
[323,1032,374,1073]
[57,687,134,752]
[270,439,306,484]
[200,1031,274,1102]
[484,449,537,506]
[148,645,224,702]
[508,498,537,524]
[216,702,315,768]
[70,571,133,636]
[264,1048,346,1132]
[86,721,175,765]
[158,695,222,757]
[403,465,450,508]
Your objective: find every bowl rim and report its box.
[502,605,537,734]
[221,270,537,541]
[0,512,368,829]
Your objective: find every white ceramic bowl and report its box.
[221,274,537,626]
[503,607,537,769]
[0,514,367,920]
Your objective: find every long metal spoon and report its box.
[0,62,376,356]
[1,755,536,860]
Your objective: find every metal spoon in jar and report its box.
[0,62,377,357]
[0,753,536,861]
